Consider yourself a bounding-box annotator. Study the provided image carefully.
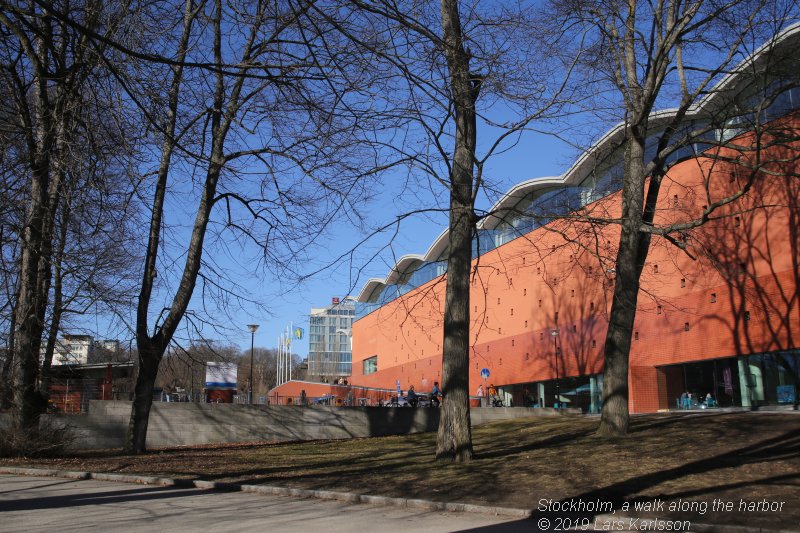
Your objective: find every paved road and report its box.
[0,475,534,532]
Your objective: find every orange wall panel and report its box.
[351,116,800,414]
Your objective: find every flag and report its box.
[294,327,304,340]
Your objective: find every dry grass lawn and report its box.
[2,411,799,529]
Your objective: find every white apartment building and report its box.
[47,335,122,365]
[53,334,94,365]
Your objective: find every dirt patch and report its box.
[2,411,798,529]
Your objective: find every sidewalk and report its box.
[0,473,526,533]
[3,466,798,533]
[2,412,798,531]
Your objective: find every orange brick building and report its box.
[345,30,800,414]
[271,27,800,413]
[349,140,799,412]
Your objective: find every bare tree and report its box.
[53,0,387,453]
[0,77,27,408]
[38,127,141,396]
[8,0,402,453]
[545,0,800,436]
[0,0,131,433]
[435,0,482,463]
[236,347,306,400]
[319,0,573,461]
[156,341,237,400]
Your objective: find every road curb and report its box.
[0,466,530,518]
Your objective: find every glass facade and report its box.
[662,349,799,409]
[508,374,603,413]
[350,66,799,410]
[307,299,355,381]
[739,350,799,407]
[355,82,800,322]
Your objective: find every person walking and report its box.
[680,391,689,409]
[407,385,418,407]
[431,381,442,407]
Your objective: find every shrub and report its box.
[0,417,74,458]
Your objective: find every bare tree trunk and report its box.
[598,126,649,436]
[126,0,259,453]
[39,197,71,397]
[11,24,57,430]
[13,103,68,433]
[126,341,162,453]
[436,0,480,462]
[11,160,52,432]
[125,0,196,454]
[0,279,19,409]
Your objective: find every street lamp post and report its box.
[336,328,352,379]
[551,329,560,409]
[247,324,259,404]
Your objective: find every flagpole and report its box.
[286,324,290,383]
[282,332,285,385]
[287,320,294,381]
[277,332,282,387]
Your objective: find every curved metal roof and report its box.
[353,23,800,304]
[385,254,425,284]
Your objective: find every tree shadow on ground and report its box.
[475,426,596,460]
[0,477,77,495]
[0,481,208,512]
[528,426,800,524]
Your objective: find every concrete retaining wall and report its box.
[1,401,580,450]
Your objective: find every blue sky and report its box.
[65,8,799,367]
[72,80,577,362]
[74,100,580,359]
[228,128,575,358]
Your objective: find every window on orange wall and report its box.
[363,356,378,375]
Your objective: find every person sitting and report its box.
[523,387,535,408]
[407,385,418,407]
[488,384,501,407]
[705,392,716,408]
